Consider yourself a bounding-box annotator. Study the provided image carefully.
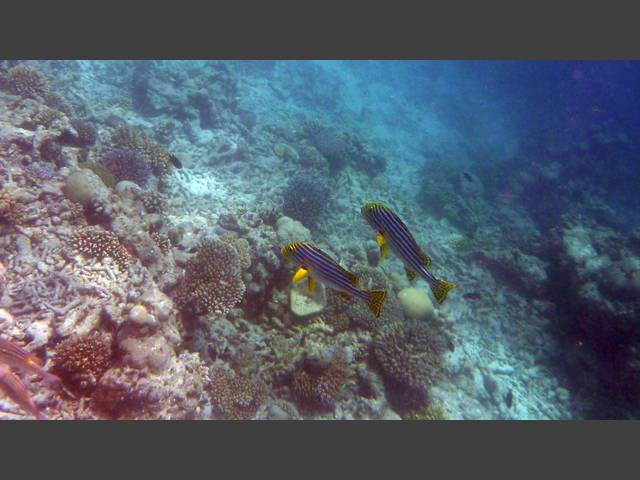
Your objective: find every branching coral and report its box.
[373,320,445,393]
[209,368,265,420]
[4,64,50,99]
[70,228,133,272]
[291,351,352,410]
[110,125,176,177]
[51,332,113,395]
[100,148,152,187]
[175,239,246,316]
[282,174,329,227]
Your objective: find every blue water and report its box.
[1,60,639,419]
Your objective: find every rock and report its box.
[276,216,311,245]
[290,281,326,318]
[397,287,435,321]
[382,409,402,420]
[127,304,156,327]
[64,168,110,207]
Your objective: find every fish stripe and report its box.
[303,247,367,299]
[366,205,439,286]
[376,210,423,268]
[379,208,423,260]
[378,207,418,252]
[296,245,362,294]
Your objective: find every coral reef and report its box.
[109,125,176,178]
[3,64,50,99]
[100,148,153,187]
[373,320,447,412]
[51,333,113,395]
[281,174,329,228]
[38,138,64,165]
[291,350,352,411]
[70,228,133,272]
[0,187,27,226]
[209,367,265,420]
[175,239,246,316]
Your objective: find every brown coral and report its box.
[218,233,252,271]
[209,368,265,420]
[0,187,27,225]
[175,239,246,316]
[51,332,113,395]
[291,351,352,410]
[110,125,176,178]
[70,228,133,271]
[141,190,167,214]
[373,320,446,395]
[5,64,50,99]
[151,231,172,254]
[34,107,63,128]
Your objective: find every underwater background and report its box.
[0,60,639,420]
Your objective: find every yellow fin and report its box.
[308,276,317,294]
[420,251,432,268]
[376,232,388,259]
[292,267,309,283]
[430,277,457,305]
[405,267,417,282]
[337,292,353,302]
[365,290,387,318]
[347,272,359,287]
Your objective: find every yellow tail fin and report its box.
[430,277,457,305]
[365,290,387,318]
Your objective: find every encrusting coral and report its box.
[175,238,246,316]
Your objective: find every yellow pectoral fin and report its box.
[292,267,309,283]
[308,276,317,294]
[375,232,388,259]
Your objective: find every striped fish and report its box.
[281,242,387,317]
[0,337,61,386]
[361,202,457,304]
[0,364,47,420]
